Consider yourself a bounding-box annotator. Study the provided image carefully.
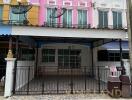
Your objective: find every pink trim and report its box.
[73,0,78,26]
[57,0,63,24]
[38,0,93,27]
[39,0,46,26]
[29,0,39,4]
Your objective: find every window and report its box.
[113,11,122,29]
[19,48,35,61]
[58,49,81,69]
[47,8,57,26]
[62,9,72,27]
[98,50,129,61]
[0,6,3,21]
[98,11,108,28]
[78,10,87,28]
[42,49,55,63]
[10,7,25,24]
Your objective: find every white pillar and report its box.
[4,58,16,97]
[122,59,131,79]
[122,10,127,28]
[108,9,113,29]
[93,9,98,28]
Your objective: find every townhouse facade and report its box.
[0,0,130,97]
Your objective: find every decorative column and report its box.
[93,8,98,28]
[4,36,16,97]
[122,59,131,79]
[4,58,16,97]
[108,9,113,29]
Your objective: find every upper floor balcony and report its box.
[0,19,127,31]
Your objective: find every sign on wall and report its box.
[3,0,11,4]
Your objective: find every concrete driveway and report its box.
[0,94,130,100]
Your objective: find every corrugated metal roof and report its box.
[0,25,12,36]
[102,41,129,50]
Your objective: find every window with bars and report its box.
[62,9,72,27]
[98,50,129,61]
[47,8,57,26]
[58,49,81,69]
[78,10,87,28]
[10,7,25,24]
[98,10,108,28]
[42,49,55,63]
[113,11,122,29]
[20,48,35,61]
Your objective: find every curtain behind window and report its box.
[118,12,122,28]
[99,11,108,28]
[47,8,57,26]
[83,10,87,26]
[99,11,103,28]
[104,11,108,28]
[78,10,87,28]
[10,7,26,24]
[0,6,3,21]
[113,11,117,28]
[63,9,72,27]
[19,14,25,22]
[113,11,122,29]
[10,8,19,21]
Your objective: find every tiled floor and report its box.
[15,76,107,95]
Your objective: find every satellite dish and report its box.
[11,2,32,14]
[50,8,67,18]
[11,2,32,25]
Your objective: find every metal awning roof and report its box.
[0,25,12,36]
[102,41,129,50]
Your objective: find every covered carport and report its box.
[3,26,127,96]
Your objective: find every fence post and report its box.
[85,66,87,93]
[70,68,73,94]
[98,66,101,93]
[27,66,30,95]
[42,72,44,95]
[57,67,59,94]
[4,58,16,97]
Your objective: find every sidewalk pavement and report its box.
[0,94,131,100]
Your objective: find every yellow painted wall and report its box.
[28,6,39,25]
[11,0,17,5]
[0,0,3,4]
[3,5,10,22]
[1,0,39,25]
[11,0,28,5]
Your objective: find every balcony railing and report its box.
[0,20,127,30]
[97,25,125,30]
[43,22,91,29]
[0,20,29,26]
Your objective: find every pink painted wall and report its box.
[29,0,39,4]
[39,0,46,25]
[38,0,93,27]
